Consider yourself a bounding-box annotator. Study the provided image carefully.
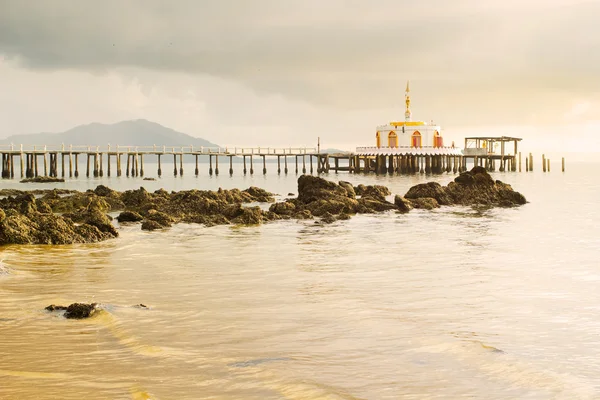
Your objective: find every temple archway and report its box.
[411,131,422,148]
[433,131,443,148]
[388,131,398,148]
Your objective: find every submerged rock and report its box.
[20,176,65,183]
[45,303,98,319]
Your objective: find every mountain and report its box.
[0,119,220,149]
[321,148,351,154]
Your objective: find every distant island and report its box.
[0,119,350,154]
[0,119,220,149]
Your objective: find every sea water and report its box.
[0,162,599,399]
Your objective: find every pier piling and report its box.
[542,154,546,172]
[140,154,144,177]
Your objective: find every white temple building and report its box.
[356,82,462,156]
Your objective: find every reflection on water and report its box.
[1,164,600,399]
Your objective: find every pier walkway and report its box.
[0,141,559,180]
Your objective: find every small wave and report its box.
[0,259,10,276]
[229,357,291,368]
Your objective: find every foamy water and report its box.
[1,163,599,399]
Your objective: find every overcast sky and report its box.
[1,0,599,152]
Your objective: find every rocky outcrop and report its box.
[274,175,398,220]
[0,194,118,245]
[0,167,527,245]
[405,166,527,208]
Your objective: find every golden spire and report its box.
[404,80,411,122]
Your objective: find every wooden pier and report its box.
[0,139,563,180]
[0,144,321,179]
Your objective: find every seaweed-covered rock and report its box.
[232,206,263,225]
[94,185,118,198]
[243,187,275,203]
[294,210,314,220]
[116,210,144,223]
[394,195,413,213]
[338,181,356,199]
[121,187,152,208]
[141,220,164,231]
[269,200,296,216]
[146,210,173,228]
[359,185,392,201]
[409,197,440,210]
[320,212,337,224]
[404,182,453,205]
[405,166,527,207]
[297,175,348,203]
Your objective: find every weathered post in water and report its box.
[209,154,213,176]
[180,153,184,176]
[195,155,199,176]
[243,155,247,174]
[214,155,218,175]
[229,155,233,175]
[262,155,266,175]
[562,157,565,172]
[250,155,254,175]
[284,155,287,174]
[173,153,178,176]
[277,155,281,174]
[157,154,161,177]
[547,158,550,172]
[542,154,546,172]
[529,153,533,171]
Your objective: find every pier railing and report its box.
[355,146,463,155]
[0,144,318,155]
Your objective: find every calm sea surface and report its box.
[1,161,599,399]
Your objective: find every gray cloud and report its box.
[1,0,599,132]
